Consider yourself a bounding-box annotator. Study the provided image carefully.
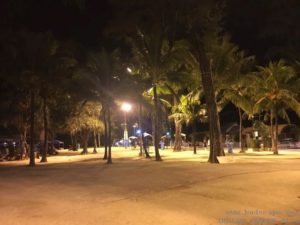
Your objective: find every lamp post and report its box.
[121,102,132,148]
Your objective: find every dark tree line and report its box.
[1,0,300,166]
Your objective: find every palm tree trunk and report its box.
[138,104,144,157]
[41,96,48,162]
[153,83,162,161]
[174,119,179,151]
[20,125,28,159]
[97,132,101,148]
[151,113,155,144]
[173,95,181,152]
[103,107,108,160]
[198,53,224,163]
[270,110,275,153]
[238,108,244,153]
[274,112,279,155]
[93,129,97,153]
[107,105,112,164]
[80,129,89,154]
[173,118,182,151]
[142,136,151,158]
[139,105,150,158]
[29,90,35,167]
[192,120,197,154]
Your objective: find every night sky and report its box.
[1,0,111,47]
[3,0,300,59]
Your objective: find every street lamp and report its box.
[126,67,132,73]
[121,102,132,148]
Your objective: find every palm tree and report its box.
[45,42,79,155]
[179,2,225,163]
[253,60,300,154]
[85,49,123,164]
[210,37,255,152]
[168,96,185,151]
[123,68,157,158]
[4,31,59,166]
[143,84,188,151]
[107,0,224,162]
[165,70,198,151]
[176,91,207,154]
[37,32,59,163]
[65,101,103,154]
[130,32,187,160]
[0,83,31,160]
[222,88,253,152]
[166,45,204,152]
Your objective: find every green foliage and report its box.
[207,36,255,115]
[253,60,300,118]
[84,49,124,103]
[253,121,270,138]
[169,91,207,125]
[65,101,103,135]
[210,36,254,90]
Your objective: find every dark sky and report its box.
[2,0,300,61]
[1,0,111,48]
[225,0,300,62]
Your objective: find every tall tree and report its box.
[130,33,174,161]
[210,37,255,152]
[37,32,59,163]
[65,101,103,154]
[85,49,123,164]
[122,68,153,158]
[108,0,190,160]
[165,44,202,151]
[2,31,59,166]
[173,91,207,154]
[108,0,226,162]
[177,0,226,162]
[252,60,300,154]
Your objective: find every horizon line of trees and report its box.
[1,0,300,166]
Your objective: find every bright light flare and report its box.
[127,67,132,73]
[121,102,132,112]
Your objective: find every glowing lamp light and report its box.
[121,102,132,149]
[127,67,132,73]
[121,102,132,112]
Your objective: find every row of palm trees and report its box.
[247,61,300,154]
[1,38,300,165]
[1,1,300,166]
[169,59,300,155]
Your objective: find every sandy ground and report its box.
[1,147,300,225]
